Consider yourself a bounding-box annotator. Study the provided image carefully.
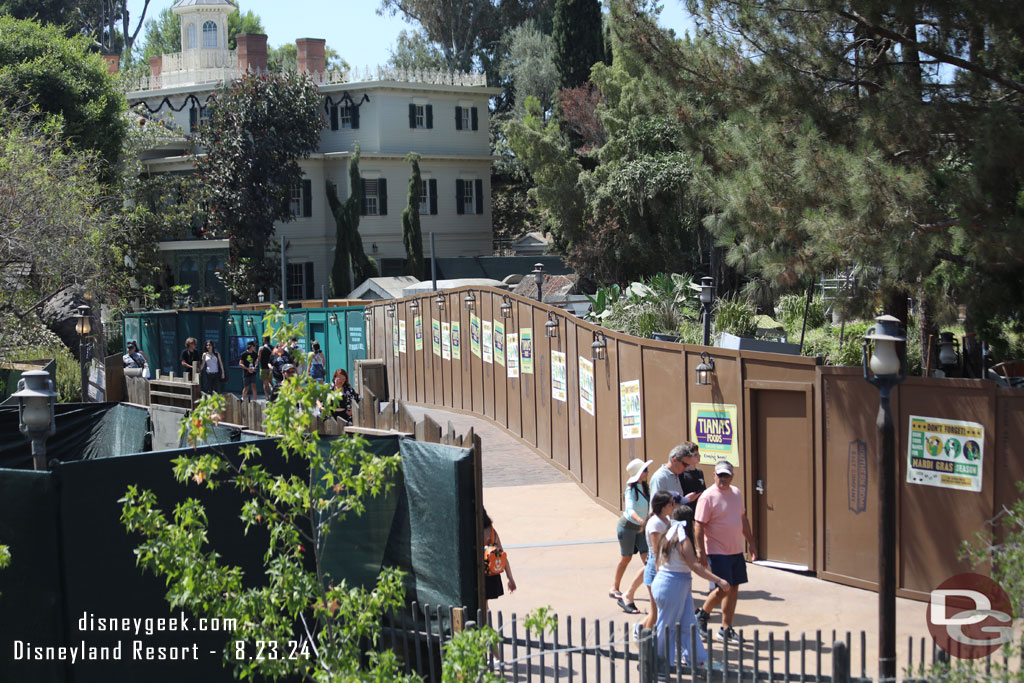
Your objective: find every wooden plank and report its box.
[414,419,426,442]
[422,414,442,443]
[379,404,394,431]
[446,420,456,446]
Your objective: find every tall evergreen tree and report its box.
[401,153,425,278]
[327,144,378,297]
[552,0,604,88]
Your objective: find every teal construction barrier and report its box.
[122,306,368,394]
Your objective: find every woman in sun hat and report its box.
[609,457,654,614]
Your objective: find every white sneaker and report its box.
[631,622,642,641]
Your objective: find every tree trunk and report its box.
[917,286,937,375]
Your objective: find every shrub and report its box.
[713,296,757,338]
[777,293,827,334]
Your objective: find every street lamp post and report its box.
[75,304,91,403]
[699,276,714,347]
[531,263,545,304]
[862,314,907,683]
[13,370,57,470]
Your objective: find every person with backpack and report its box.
[482,508,516,613]
[258,336,274,398]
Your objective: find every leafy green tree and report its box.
[194,71,323,302]
[0,16,126,179]
[326,144,378,296]
[552,0,604,88]
[121,308,412,682]
[386,29,447,71]
[503,21,559,118]
[402,154,425,278]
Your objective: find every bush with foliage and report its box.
[600,273,700,339]
[712,296,757,338]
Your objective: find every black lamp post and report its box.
[700,276,714,346]
[14,370,57,470]
[862,314,906,683]
[531,263,545,303]
[75,304,91,403]
[937,331,960,377]
[258,290,265,304]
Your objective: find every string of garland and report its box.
[322,92,370,114]
[129,93,216,114]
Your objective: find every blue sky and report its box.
[126,0,696,70]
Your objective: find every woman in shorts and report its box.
[611,458,653,614]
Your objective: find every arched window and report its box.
[202,21,218,48]
[186,23,196,49]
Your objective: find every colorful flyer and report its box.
[507,333,520,378]
[520,328,533,374]
[399,320,407,354]
[482,320,493,364]
[907,415,984,492]
[441,322,451,360]
[452,321,462,360]
[392,322,399,356]
[431,319,441,356]
[620,379,642,439]
[469,315,481,358]
[551,351,567,402]
[579,356,595,416]
[414,314,423,351]
[493,320,505,367]
[690,402,739,466]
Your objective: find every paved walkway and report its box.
[407,404,936,680]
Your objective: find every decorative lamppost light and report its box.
[531,263,545,303]
[257,290,265,303]
[464,291,476,312]
[409,298,420,311]
[500,295,513,319]
[591,331,607,362]
[695,351,716,386]
[937,331,960,373]
[544,311,559,339]
[699,276,715,347]
[14,370,57,470]
[329,312,338,325]
[386,303,396,318]
[75,305,91,403]
[861,313,907,683]
[364,308,373,322]
[436,295,446,312]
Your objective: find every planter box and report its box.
[717,332,802,356]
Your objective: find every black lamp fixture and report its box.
[75,305,91,403]
[329,312,338,325]
[591,331,607,362]
[364,308,373,322]
[861,314,907,683]
[436,294,446,312]
[695,351,715,386]
[544,311,559,339]
[409,298,420,311]
[464,291,476,312]
[699,276,715,347]
[531,263,545,303]
[500,295,513,319]
[386,303,396,318]
[14,370,57,470]
[937,331,960,376]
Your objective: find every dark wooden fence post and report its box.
[638,628,655,683]
[833,640,850,683]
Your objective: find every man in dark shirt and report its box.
[180,337,201,380]
[258,336,274,398]
[239,340,259,401]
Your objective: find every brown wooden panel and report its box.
[533,306,552,458]
[617,341,645,478]
[551,316,570,471]
[995,392,1024,547]
[429,303,443,407]
[566,320,581,478]
[398,304,410,401]
[641,346,686,465]
[687,348,744,496]
[741,357,818,384]
[441,294,455,409]
[456,298,472,412]
[595,335,621,508]
[576,325,598,494]
[492,295,508,429]
[518,301,537,445]
[752,387,814,568]
[898,379,996,594]
[470,296,484,414]
[414,305,427,404]
[506,303,523,437]
[481,294,495,420]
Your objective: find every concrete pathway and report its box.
[407,405,938,680]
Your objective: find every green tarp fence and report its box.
[0,432,478,683]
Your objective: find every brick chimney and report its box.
[235,33,268,73]
[296,38,326,75]
[102,53,119,74]
[148,56,162,86]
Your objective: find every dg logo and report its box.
[927,573,1013,659]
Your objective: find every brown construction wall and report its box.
[366,288,1019,599]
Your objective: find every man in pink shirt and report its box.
[694,461,757,642]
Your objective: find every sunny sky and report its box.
[126,0,696,71]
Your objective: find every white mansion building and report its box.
[125,0,498,303]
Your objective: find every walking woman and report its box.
[308,341,326,382]
[610,458,653,614]
[201,340,225,394]
[330,368,361,423]
[631,490,681,640]
[652,505,730,668]
[482,507,516,614]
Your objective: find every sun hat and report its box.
[625,458,655,484]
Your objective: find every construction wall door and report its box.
[751,386,814,569]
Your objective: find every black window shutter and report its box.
[302,179,312,217]
[360,179,367,216]
[471,107,478,131]
[189,107,198,132]
[304,262,315,299]
[408,103,416,128]
[475,179,483,214]
[455,179,465,215]
[330,105,338,130]
[455,106,462,130]
[379,178,388,216]
[351,104,360,129]
[429,179,437,215]
[426,104,433,129]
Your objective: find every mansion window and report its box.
[361,178,388,216]
[189,105,210,132]
[408,103,433,129]
[330,103,359,130]
[286,262,315,300]
[455,106,479,131]
[186,23,196,49]
[456,179,483,215]
[419,179,437,215]
[290,179,312,218]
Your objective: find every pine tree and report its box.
[401,153,425,278]
[552,0,605,89]
[327,144,377,297]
